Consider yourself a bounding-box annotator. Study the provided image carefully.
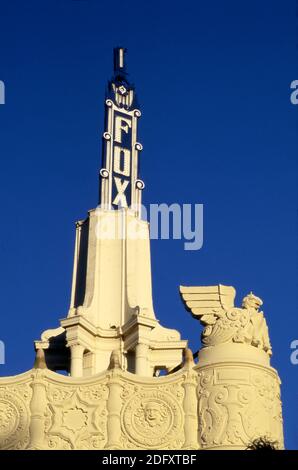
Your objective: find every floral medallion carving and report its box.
[0,400,17,437]
[121,390,183,448]
[0,389,29,449]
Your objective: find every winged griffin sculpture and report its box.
[180,285,272,355]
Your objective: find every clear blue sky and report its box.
[0,0,297,449]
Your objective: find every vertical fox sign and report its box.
[100,47,144,216]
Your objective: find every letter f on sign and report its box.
[115,115,131,143]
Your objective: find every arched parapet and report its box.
[0,350,199,450]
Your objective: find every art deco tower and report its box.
[0,49,284,451]
[35,48,187,377]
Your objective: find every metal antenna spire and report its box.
[113,47,127,74]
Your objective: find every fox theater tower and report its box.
[0,48,284,450]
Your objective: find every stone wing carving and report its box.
[180,285,272,355]
[179,284,236,325]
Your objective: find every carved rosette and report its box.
[45,382,109,450]
[121,389,183,449]
[0,386,31,450]
[197,366,284,449]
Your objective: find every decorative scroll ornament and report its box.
[180,285,272,355]
[197,366,284,448]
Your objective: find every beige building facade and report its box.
[0,48,284,450]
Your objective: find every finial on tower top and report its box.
[113,47,127,74]
[108,46,138,109]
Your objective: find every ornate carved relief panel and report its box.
[44,378,109,450]
[0,377,32,449]
[119,377,186,450]
[197,365,284,449]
